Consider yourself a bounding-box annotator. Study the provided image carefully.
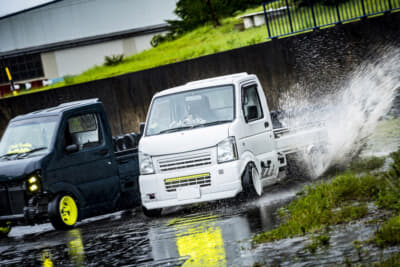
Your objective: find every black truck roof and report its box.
[11,99,101,122]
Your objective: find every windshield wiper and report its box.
[0,153,17,159]
[158,120,232,134]
[16,147,48,158]
[159,126,194,134]
[195,120,232,128]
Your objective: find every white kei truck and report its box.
[138,73,326,216]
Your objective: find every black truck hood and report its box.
[0,155,44,182]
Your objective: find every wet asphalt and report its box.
[0,177,304,267]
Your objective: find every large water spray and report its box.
[279,48,400,176]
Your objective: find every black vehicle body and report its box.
[0,99,140,228]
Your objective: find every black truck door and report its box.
[56,112,120,213]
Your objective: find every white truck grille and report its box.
[158,153,212,172]
[164,173,211,192]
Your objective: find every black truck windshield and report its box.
[146,85,235,136]
[0,116,58,157]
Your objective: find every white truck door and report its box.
[237,81,278,181]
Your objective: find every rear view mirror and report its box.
[65,144,79,153]
[139,122,145,136]
[246,105,258,121]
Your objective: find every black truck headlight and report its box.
[26,173,41,193]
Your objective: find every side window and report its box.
[64,113,102,151]
[242,85,263,122]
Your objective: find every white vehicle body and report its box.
[139,73,326,212]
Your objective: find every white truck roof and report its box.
[154,72,255,97]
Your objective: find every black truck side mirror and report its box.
[246,105,258,121]
[139,122,145,136]
[65,144,79,153]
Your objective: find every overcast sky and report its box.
[0,0,54,17]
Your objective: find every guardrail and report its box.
[262,0,400,39]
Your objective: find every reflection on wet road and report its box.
[0,180,301,266]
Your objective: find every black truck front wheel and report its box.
[142,206,162,217]
[48,193,79,230]
[0,222,11,238]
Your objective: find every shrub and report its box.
[104,54,124,66]
[374,214,400,247]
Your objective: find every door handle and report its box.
[98,149,109,155]
[264,121,269,128]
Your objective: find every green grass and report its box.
[374,214,400,247]
[252,148,400,245]
[4,0,396,98]
[349,156,386,173]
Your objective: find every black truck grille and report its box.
[0,184,26,216]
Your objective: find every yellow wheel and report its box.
[49,193,79,230]
[0,222,11,238]
[59,196,78,226]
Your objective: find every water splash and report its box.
[279,48,400,176]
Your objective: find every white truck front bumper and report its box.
[139,160,242,210]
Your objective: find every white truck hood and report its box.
[139,124,230,156]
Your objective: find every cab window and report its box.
[64,113,102,151]
[242,84,263,122]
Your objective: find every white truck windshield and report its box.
[146,85,234,136]
[0,117,58,156]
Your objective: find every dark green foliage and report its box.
[306,234,331,253]
[104,54,124,66]
[165,0,264,41]
[376,252,400,266]
[374,215,400,247]
[349,156,386,173]
[63,75,74,85]
[377,149,400,211]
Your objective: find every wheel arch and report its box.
[239,151,260,178]
[48,182,85,217]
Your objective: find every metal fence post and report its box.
[388,0,392,10]
[335,0,341,23]
[310,0,317,28]
[360,0,366,17]
[284,0,294,33]
[263,3,272,38]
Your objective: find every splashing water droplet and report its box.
[279,48,400,177]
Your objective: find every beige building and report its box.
[0,0,177,88]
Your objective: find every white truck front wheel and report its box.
[242,164,262,197]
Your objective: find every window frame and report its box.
[63,112,104,153]
[241,83,264,123]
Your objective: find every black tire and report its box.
[48,193,79,230]
[142,206,162,217]
[241,163,258,197]
[0,222,11,238]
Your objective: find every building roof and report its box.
[0,23,169,58]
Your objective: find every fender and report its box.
[47,182,87,214]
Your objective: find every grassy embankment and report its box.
[252,147,400,252]
[5,0,396,98]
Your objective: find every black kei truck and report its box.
[0,99,141,237]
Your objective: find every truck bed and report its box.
[274,125,327,154]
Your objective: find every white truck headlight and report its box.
[139,152,155,175]
[217,137,238,163]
